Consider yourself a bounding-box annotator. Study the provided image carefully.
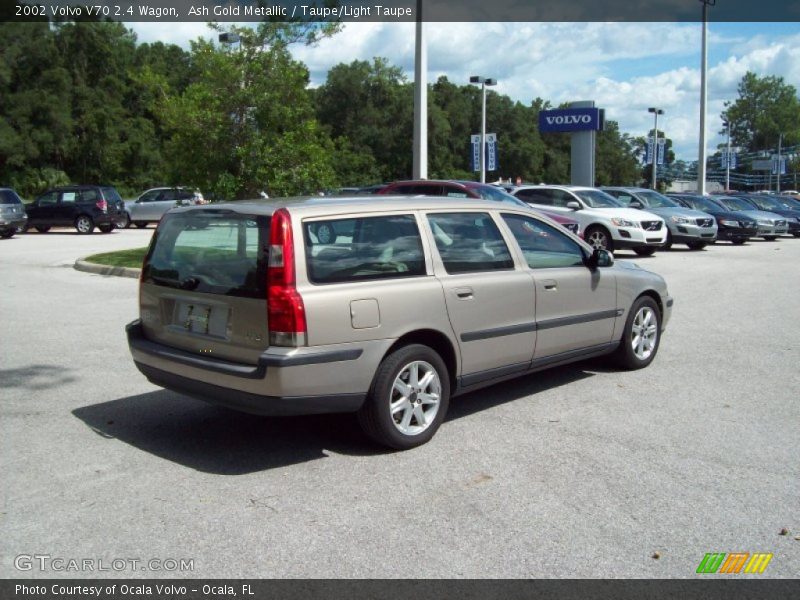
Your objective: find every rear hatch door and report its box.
[139,209,270,365]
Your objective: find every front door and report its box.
[426,211,536,382]
[500,213,617,361]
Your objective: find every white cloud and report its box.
[126,21,800,161]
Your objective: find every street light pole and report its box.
[698,0,715,195]
[648,107,664,190]
[412,0,427,179]
[723,120,731,191]
[777,133,783,193]
[469,76,497,183]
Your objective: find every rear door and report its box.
[56,189,83,225]
[501,213,617,360]
[140,211,269,364]
[28,191,59,225]
[425,211,536,382]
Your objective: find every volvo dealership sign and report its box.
[539,108,605,133]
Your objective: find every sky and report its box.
[126,21,800,162]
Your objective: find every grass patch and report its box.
[84,247,148,269]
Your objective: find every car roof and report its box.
[168,195,549,217]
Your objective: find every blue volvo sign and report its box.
[539,108,604,133]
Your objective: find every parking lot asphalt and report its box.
[1,227,798,578]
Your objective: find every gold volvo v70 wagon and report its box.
[127,196,673,449]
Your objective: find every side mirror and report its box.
[630,200,643,209]
[587,247,614,268]
[566,201,581,210]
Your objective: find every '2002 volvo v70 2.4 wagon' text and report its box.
[127,196,673,449]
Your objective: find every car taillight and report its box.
[96,199,107,213]
[267,208,306,347]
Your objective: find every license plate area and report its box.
[167,300,231,339]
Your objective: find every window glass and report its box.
[61,191,78,204]
[515,189,554,205]
[550,190,576,208]
[636,190,680,208]
[37,192,58,206]
[79,189,99,203]
[503,214,585,269]
[574,190,622,208]
[304,215,425,284]
[101,187,122,203]
[470,184,529,206]
[0,190,22,204]
[427,212,514,274]
[144,213,266,298]
[140,190,160,202]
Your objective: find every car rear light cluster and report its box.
[96,199,108,213]
[267,208,307,347]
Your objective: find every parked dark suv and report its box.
[25,185,127,234]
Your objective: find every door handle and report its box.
[542,279,558,291]
[454,287,474,299]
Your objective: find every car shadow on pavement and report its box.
[1,364,77,391]
[72,390,375,474]
[72,361,604,474]
[446,361,598,422]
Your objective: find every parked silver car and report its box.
[127,196,673,449]
[710,195,789,240]
[0,188,28,239]
[602,187,718,250]
[123,187,204,229]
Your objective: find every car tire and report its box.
[357,344,450,450]
[134,221,148,229]
[98,224,114,233]
[34,226,51,233]
[0,229,14,239]
[732,239,746,245]
[763,236,777,241]
[75,215,94,234]
[633,246,657,256]
[614,296,662,370]
[585,226,613,252]
[119,212,131,229]
[687,241,706,250]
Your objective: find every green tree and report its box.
[156,25,338,199]
[0,21,73,195]
[722,72,800,152]
[314,57,413,184]
[595,121,640,186]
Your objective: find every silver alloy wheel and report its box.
[76,216,92,233]
[389,360,441,436]
[587,229,608,249]
[631,306,658,361]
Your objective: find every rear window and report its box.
[304,215,425,284]
[427,212,514,273]
[143,212,267,298]
[0,190,22,204]
[101,187,122,203]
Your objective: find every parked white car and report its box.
[511,185,667,255]
[123,187,205,229]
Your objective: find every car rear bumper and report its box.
[126,320,368,416]
[134,362,365,416]
[0,216,27,230]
